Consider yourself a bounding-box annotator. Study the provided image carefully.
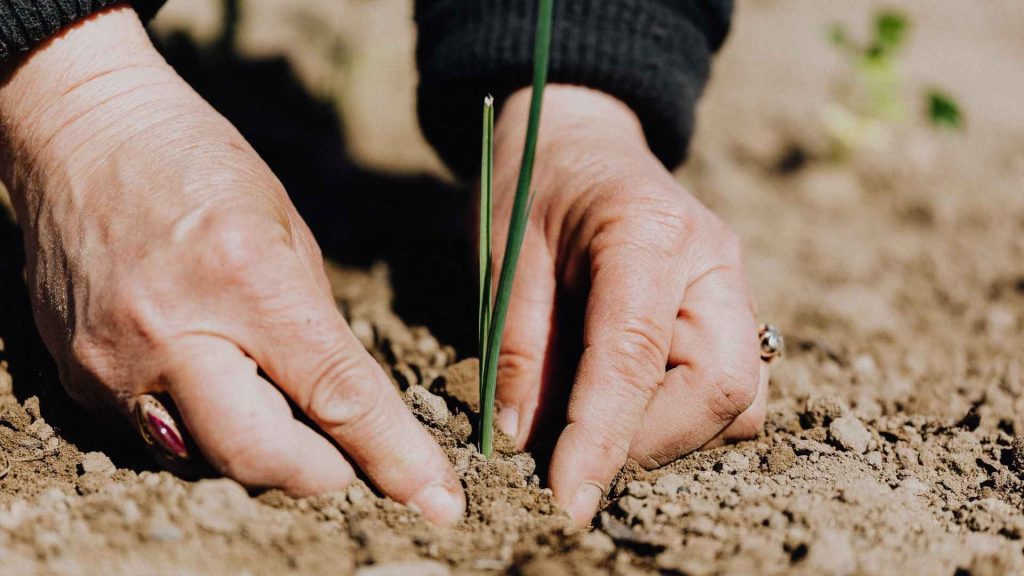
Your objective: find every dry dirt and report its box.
[2,0,1024,574]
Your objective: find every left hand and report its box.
[490,85,768,528]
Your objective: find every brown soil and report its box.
[3,1,1024,574]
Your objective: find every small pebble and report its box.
[658,501,685,519]
[626,480,652,498]
[1010,436,1024,472]
[852,354,879,378]
[28,420,54,441]
[24,396,41,420]
[764,444,797,474]
[899,477,930,496]
[80,452,116,476]
[187,479,254,534]
[616,495,646,518]
[145,508,183,542]
[415,334,440,357]
[392,363,419,389]
[896,445,919,467]
[687,516,715,536]
[0,369,12,396]
[829,416,872,454]
[804,396,849,428]
[865,451,883,468]
[985,306,1017,337]
[406,385,450,425]
[837,477,884,505]
[653,474,687,497]
[347,483,370,506]
[717,451,750,474]
[579,530,616,555]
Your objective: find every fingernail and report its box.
[496,405,519,439]
[565,482,604,528]
[409,482,465,526]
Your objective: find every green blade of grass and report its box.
[479,0,554,457]
[479,96,495,413]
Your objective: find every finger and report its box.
[246,271,465,525]
[629,267,760,467]
[700,361,769,450]
[548,242,685,528]
[163,336,357,494]
[492,233,558,449]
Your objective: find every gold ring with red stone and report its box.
[134,393,191,461]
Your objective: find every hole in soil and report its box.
[774,144,810,175]
[788,542,809,562]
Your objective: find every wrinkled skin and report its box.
[0,6,764,529]
[491,86,767,524]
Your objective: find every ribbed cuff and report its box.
[0,0,166,64]
[415,0,732,178]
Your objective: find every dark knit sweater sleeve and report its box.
[0,0,166,64]
[415,0,733,177]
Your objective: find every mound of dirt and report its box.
[3,255,1024,574]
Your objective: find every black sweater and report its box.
[0,0,732,175]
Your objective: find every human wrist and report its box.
[495,85,650,166]
[493,84,657,216]
[0,5,172,194]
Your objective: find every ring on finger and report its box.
[135,393,191,461]
[758,324,784,364]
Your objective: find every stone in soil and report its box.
[828,416,872,454]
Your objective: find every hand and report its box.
[490,86,767,527]
[0,6,464,524]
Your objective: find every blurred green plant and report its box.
[826,10,963,154]
[926,89,963,130]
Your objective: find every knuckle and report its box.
[304,350,386,433]
[497,344,542,387]
[577,419,631,466]
[703,217,744,266]
[642,199,692,243]
[717,226,743,261]
[591,190,693,259]
[68,334,103,374]
[102,276,166,344]
[702,361,759,424]
[605,323,669,396]
[200,213,280,284]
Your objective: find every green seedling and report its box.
[926,89,963,130]
[826,10,963,154]
[478,0,554,458]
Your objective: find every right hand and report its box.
[0,5,465,525]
